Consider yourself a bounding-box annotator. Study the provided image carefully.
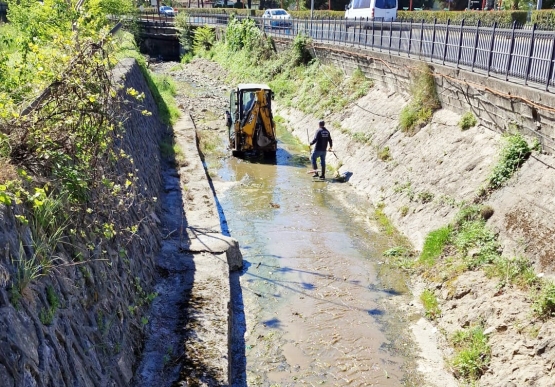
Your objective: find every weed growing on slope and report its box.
[533,281,555,319]
[459,111,477,130]
[487,133,531,191]
[420,289,441,320]
[399,63,440,134]
[451,325,491,382]
[418,226,450,266]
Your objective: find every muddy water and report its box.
[211,127,421,386]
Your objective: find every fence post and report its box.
[525,24,537,85]
[545,34,555,91]
[408,19,413,57]
[430,18,437,62]
[456,19,465,68]
[358,17,364,46]
[486,22,497,77]
[398,18,402,55]
[419,19,424,58]
[372,18,375,49]
[442,19,451,65]
[365,18,369,47]
[333,17,336,43]
[380,17,384,51]
[471,20,481,72]
[504,21,517,81]
[389,18,393,53]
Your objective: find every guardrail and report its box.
[183,13,555,93]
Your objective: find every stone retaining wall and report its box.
[0,58,166,387]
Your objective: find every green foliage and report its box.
[397,10,528,26]
[143,70,180,125]
[374,203,396,236]
[347,67,373,99]
[399,63,440,134]
[382,245,415,270]
[419,226,450,266]
[420,289,441,320]
[531,10,555,29]
[451,326,491,382]
[193,26,216,54]
[453,220,499,268]
[532,281,555,319]
[40,285,60,325]
[417,191,434,204]
[488,133,531,190]
[352,131,372,144]
[459,111,477,131]
[176,12,194,53]
[486,256,537,290]
[291,33,312,67]
[225,16,262,52]
[377,146,391,161]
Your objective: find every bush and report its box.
[488,133,531,190]
[533,281,555,319]
[397,10,528,27]
[451,326,491,381]
[459,111,477,130]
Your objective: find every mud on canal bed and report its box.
[143,61,426,386]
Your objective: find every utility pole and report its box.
[310,0,314,18]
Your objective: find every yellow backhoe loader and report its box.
[225,83,277,159]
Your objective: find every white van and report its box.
[345,0,397,22]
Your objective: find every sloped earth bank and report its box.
[278,74,555,384]
[141,60,434,387]
[140,57,555,386]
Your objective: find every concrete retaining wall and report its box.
[274,38,555,153]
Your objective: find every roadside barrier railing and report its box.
[181,13,555,93]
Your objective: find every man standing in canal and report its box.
[310,120,333,180]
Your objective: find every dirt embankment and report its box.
[277,77,555,385]
[164,57,555,386]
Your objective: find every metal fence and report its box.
[182,13,555,93]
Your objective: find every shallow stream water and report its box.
[211,125,421,386]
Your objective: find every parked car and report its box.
[159,6,177,16]
[262,8,292,29]
[213,0,237,7]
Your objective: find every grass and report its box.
[451,325,491,382]
[485,255,537,290]
[377,146,391,161]
[418,226,450,266]
[197,129,222,156]
[399,63,441,134]
[459,111,477,130]
[532,281,555,319]
[420,289,441,320]
[374,203,396,236]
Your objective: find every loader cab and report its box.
[226,83,277,159]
